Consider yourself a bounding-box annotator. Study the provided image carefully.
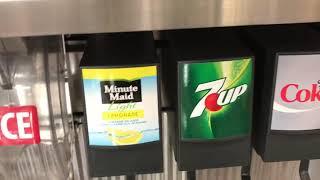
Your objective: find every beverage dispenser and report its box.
[162,28,254,170]
[80,32,163,177]
[244,25,320,161]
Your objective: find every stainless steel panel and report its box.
[0,36,75,180]
[1,0,320,37]
[251,150,300,180]
[0,38,27,54]
[196,167,241,180]
[310,160,320,179]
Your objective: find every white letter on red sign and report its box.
[17,112,32,139]
[1,113,18,139]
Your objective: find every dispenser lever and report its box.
[299,160,311,180]
[241,148,252,180]
[241,165,251,180]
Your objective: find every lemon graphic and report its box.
[107,128,143,145]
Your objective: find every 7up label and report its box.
[190,78,248,118]
[179,58,253,140]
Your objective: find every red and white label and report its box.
[0,106,40,146]
[272,54,320,131]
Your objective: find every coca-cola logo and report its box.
[280,81,320,103]
[271,54,320,131]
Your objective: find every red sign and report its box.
[0,106,40,146]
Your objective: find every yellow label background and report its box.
[82,66,157,81]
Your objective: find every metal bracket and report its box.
[241,148,252,180]
[299,160,311,180]
[64,35,88,52]
[241,165,251,180]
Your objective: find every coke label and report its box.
[271,54,320,131]
[281,83,320,103]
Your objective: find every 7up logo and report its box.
[190,78,248,118]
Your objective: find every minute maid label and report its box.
[82,66,160,146]
[101,80,142,104]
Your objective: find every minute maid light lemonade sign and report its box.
[82,66,160,146]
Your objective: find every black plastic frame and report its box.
[261,51,320,162]
[80,63,164,177]
[80,32,163,177]
[162,28,255,171]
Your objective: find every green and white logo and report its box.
[179,58,253,140]
[191,78,248,118]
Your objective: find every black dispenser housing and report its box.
[244,25,320,162]
[162,28,254,170]
[80,32,163,177]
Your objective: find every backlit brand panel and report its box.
[179,58,253,140]
[82,66,160,146]
[271,54,320,130]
